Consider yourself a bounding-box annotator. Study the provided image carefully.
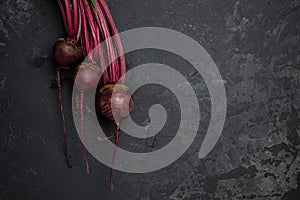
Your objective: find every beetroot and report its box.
[54,0,83,169]
[53,38,83,69]
[53,38,83,169]
[96,84,133,189]
[73,62,102,173]
[74,62,102,91]
[96,84,133,124]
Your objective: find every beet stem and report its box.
[89,1,106,68]
[57,0,69,36]
[83,1,97,42]
[79,0,92,61]
[94,0,117,83]
[63,0,74,38]
[98,0,126,83]
[72,0,78,38]
[109,124,120,191]
[79,90,90,174]
[56,68,72,168]
[76,5,82,42]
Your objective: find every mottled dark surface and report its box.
[0,0,300,199]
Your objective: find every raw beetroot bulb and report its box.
[74,61,102,173]
[96,84,133,123]
[53,38,83,70]
[74,62,102,91]
[53,37,84,169]
[96,84,134,190]
[54,0,83,169]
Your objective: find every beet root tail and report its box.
[79,90,90,174]
[56,68,72,168]
[109,124,120,191]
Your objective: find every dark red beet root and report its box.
[73,62,102,173]
[53,38,83,69]
[96,83,133,190]
[96,84,134,124]
[53,38,82,168]
[73,62,102,91]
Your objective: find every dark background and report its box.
[0,0,300,199]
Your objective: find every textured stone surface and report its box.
[0,0,299,199]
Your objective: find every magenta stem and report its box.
[95,0,118,84]
[63,0,74,38]
[89,2,107,68]
[57,0,69,36]
[83,1,97,41]
[76,5,82,42]
[72,0,79,39]
[79,0,92,61]
[98,0,126,83]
